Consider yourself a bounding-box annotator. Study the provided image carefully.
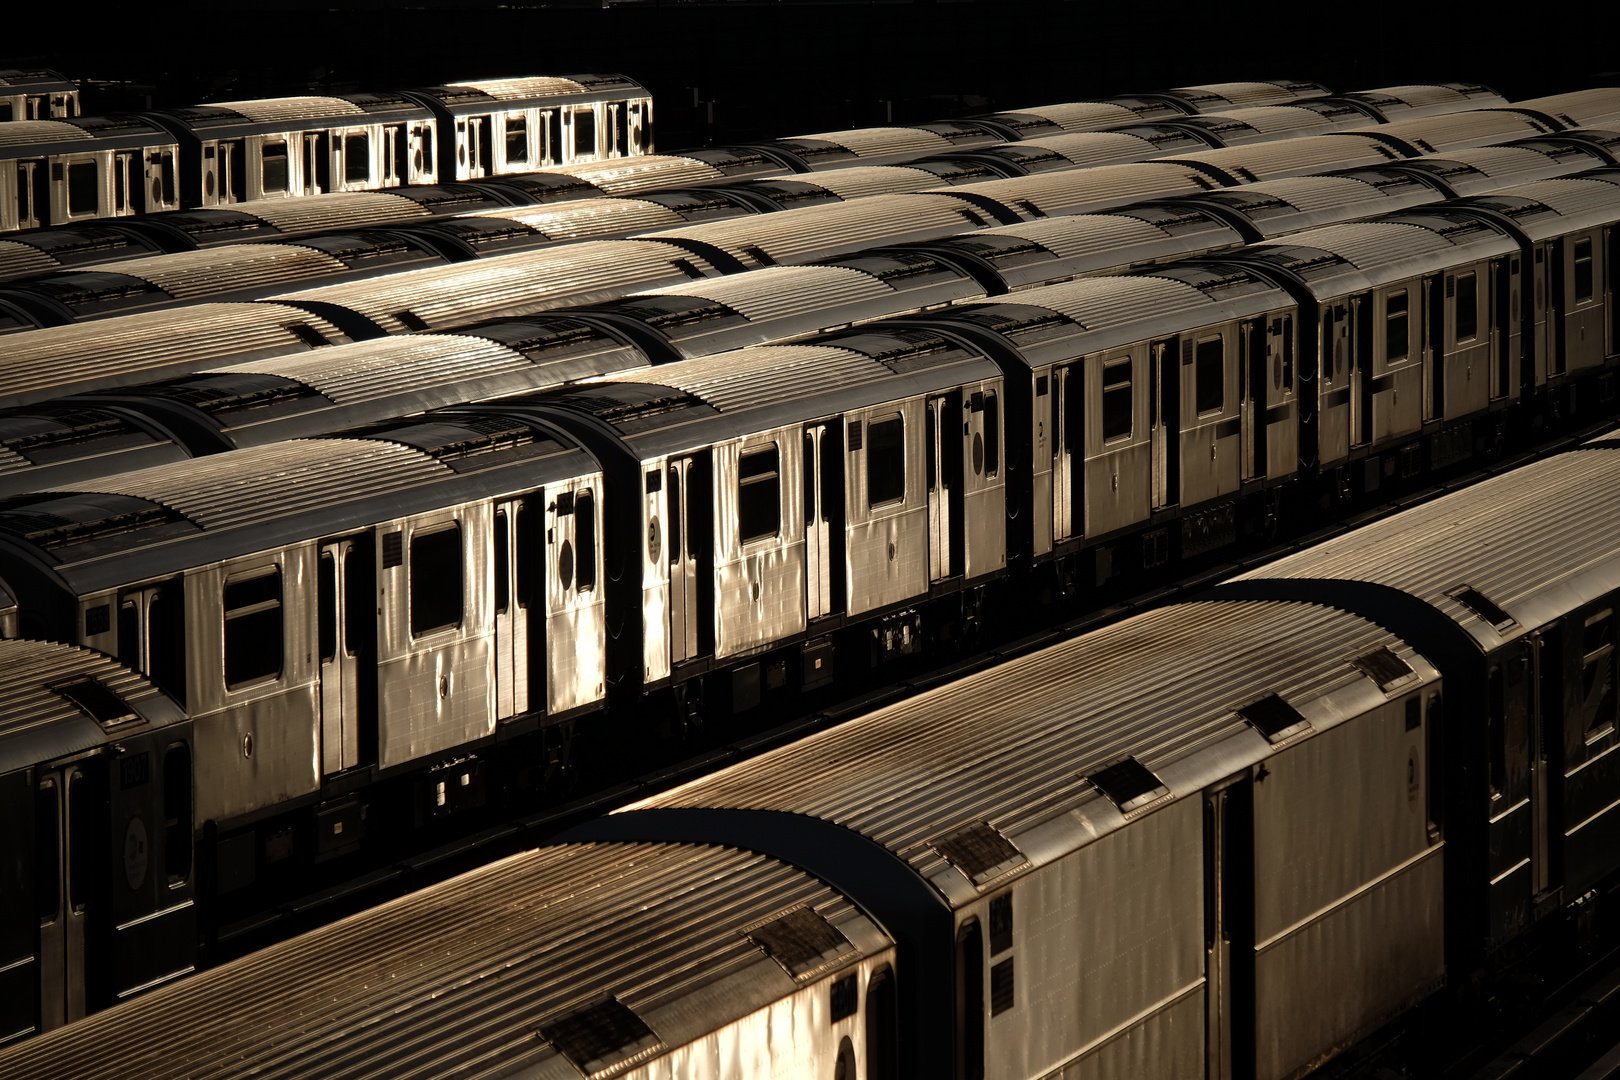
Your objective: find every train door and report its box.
[925,393,964,583]
[667,455,711,662]
[35,756,102,1032]
[14,160,46,229]
[1204,774,1256,1080]
[1492,257,1513,400]
[1485,641,1541,942]
[409,123,434,183]
[1319,304,1350,464]
[612,102,630,158]
[111,151,142,216]
[465,116,492,178]
[1241,318,1268,480]
[318,536,375,774]
[1151,339,1179,511]
[304,132,329,195]
[492,502,532,720]
[1051,366,1074,540]
[219,140,246,204]
[1349,294,1373,449]
[116,580,186,708]
[1424,275,1444,421]
[804,422,847,618]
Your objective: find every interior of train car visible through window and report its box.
[261,142,288,194]
[739,448,781,544]
[505,116,528,165]
[65,161,96,217]
[613,103,629,156]
[1584,608,1615,739]
[1387,291,1409,360]
[1196,335,1225,414]
[574,108,596,158]
[223,567,283,689]
[344,133,370,185]
[410,524,463,636]
[117,580,186,707]
[1104,360,1133,440]
[982,393,1000,476]
[867,416,905,506]
[547,110,562,165]
[1575,238,1594,304]
[575,491,596,591]
[1456,273,1478,341]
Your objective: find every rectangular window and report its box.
[344,133,371,184]
[505,116,528,164]
[224,568,283,688]
[547,110,563,164]
[1102,360,1132,440]
[494,509,510,614]
[318,552,336,662]
[1455,273,1478,341]
[1386,290,1409,361]
[668,467,683,564]
[1282,315,1294,390]
[574,108,597,157]
[113,154,126,212]
[1575,238,1594,304]
[866,416,906,507]
[66,160,98,216]
[410,524,463,636]
[739,447,781,544]
[1195,335,1224,414]
[575,490,597,591]
[1584,609,1615,738]
[416,124,433,176]
[984,392,1000,476]
[262,141,288,193]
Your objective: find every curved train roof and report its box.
[0,841,886,1080]
[629,599,1434,906]
[1230,444,1620,650]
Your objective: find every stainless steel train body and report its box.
[0,117,181,232]
[0,70,78,121]
[0,840,899,1080]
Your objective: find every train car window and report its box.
[414,124,433,176]
[505,116,528,164]
[575,108,597,157]
[1386,290,1409,361]
[1455,273,1478,342]
[1583,609,1615,738]
[575,492,597,592]
[163,742,191,886]
[0,104,9,122]
[830,973,858,1022]
[35,781,59,920]
[739,447,782,544]
[989,892,1013,954]
[66,161,97,216]
[344,133,371,184]
[1283,315,1294,390]
[318,553,336,663]
[547,111,562,164]
[494,510,510,614]
[867,417,905,507]
[668,467,683,564]
[614,103,629,157]
[113,154,127,213]
[410,525,463,636]
[225,140,246,203]
[514,504,535,606]
[262,142,288,193]
[389,124,407,181]
[1195,335,1224,414]
[984,393,1000,476]
[344,547,368,656]
[1103,360,1132,441]
[224,568,283,688]
[1575,238,1594,304]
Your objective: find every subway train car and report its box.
[0,117,181,232]
[10,441,1615,1079]
[0,69,78,121]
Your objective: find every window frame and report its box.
[1385,289,1409,363]
[1194,334,1225,416]
[409,522,464,638]
[222,564,283,690]
[738,444,782,546]
[1101,358,1133,443]
[865,414,907,509]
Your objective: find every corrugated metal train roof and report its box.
[85,244,349,298]
[209,96,367,122]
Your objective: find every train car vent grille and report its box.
[539,998,663,1079]
[745,906,854,979]
[930,820,1027,885]
[1352,646,1419,692]
[52,677,137,728]
[1447,585,1516,631]
[1239,693,1312,744]
[0,505,186,550]
[381,530,403,569]
[1089,757,1171,815]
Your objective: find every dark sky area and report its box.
[6,2,1617,149]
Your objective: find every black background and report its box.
[6,2,1618,151]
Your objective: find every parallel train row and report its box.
[0,69,78,122]
[1,435,1616,1080]
[0,81,1533,287]
[0,118,1618,1041]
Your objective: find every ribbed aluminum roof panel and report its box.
[793,125,952,158]
[1513,88,1620,128]
[538,155,730,195]
[1179,134,1400,180]
[0,841,880,1080]
[1015,130,1160,166]
[648,193,980,265]
[989,213,1179,260]
[1241,174,1398,212]
[598,343,892,414]
[276,240,721,333]
[208,334,534,405]
[87,244,349,298]
[947,161,1220,218]
[800,165,942,200]
[211,96,367,122]
[0,638,172,744]
[0,240,59,279]
[0,120,81,147]
[1374,110,1555,153]
[471,197,687,239]
[61,438,451,533]
[1176,81,1318,107]
[1209,105,1345,134]
[451,76,587,100]
[1014,101,1141,131]
[636,600,1419,885]
[1500,176,1620,218]
[1232,447,1620,647]
[643,264,893,323]
[1258,220,1453,269]
[240,191,432,234]
[1003,273,1211,329]
[0,302,349,408]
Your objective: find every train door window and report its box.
[0,103,9,122]
[575,491,597,592]
[413,124,433,177]
[739,447,781,544]
[343,133,370,184]
[505,115,528,165]
[1103,359,1132,441]
[1574,238,1594,304]
[1195,335,1224,414]
[1583,609,1615,739]
[613,103,629,156]
[575,108,597,158]
[388,124,407,182]
[261,141,288,194]
[36,780,60,921]
[318,552,337,662]
[410,524,463,636]
[983,393,999,476]
[547,111,562,164]
[225,140,246,203]
[66,160,97,217]
[223,567,283,689]
[668,468,683,565]
[162,743,191,886]
[867,416,905,507]
[1455,273,1478,342]
[493,509,511,614]
[1386,290,1409,361]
